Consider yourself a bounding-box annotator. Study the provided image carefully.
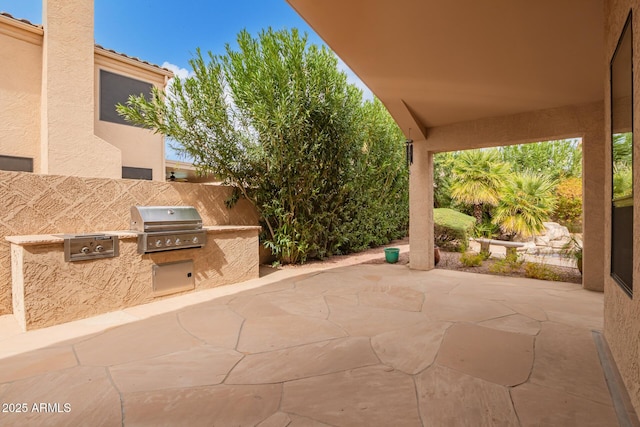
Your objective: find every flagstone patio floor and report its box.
[0,264,631,426]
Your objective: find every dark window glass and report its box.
[610,12,634,296]
[122,166,152,180]
[0,155,33,172]
[100,69,153,126]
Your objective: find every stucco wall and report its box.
[11,229,259,330]
[0,18,42,170]
[94,52,170,182]
[40,0,122,179]
[0,170,260,315]
[603,0,640,414]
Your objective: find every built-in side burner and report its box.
[63,234,119,261]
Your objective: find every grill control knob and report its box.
[192,236,199,244]
[175,238,181,245]
[81,246,90,254]
[155,239,163,247]
[95,245,104,252]
[165,238,173,246]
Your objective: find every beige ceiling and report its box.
[286,0,604,137]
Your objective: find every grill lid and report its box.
[130,206,203,233]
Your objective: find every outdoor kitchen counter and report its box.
[5,225,262,245]
[7,225,261,331]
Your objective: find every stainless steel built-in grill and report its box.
[131,206,207,254]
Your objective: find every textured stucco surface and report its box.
[0,19,42,171]
[603,0,640,415]
[0,171,259,315]
[93,52,169,182]
[40,0,121,179]
[1,3,171,180]
[12,229,259,330]
[409,145,434,270]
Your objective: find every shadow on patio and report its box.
[0,263,627,426]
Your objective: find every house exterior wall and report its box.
[0,17,43,171]
[604,0,640,413]
[0,1,171,181]
[40,0,121,179]
[94,51,168,182]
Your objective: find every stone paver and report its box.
[237,313,346,353]
[1,366,122,426]
[177,305,244,348]
[282,365,422,426]
[110,346,243,392]
[0,265,623,426]
[416,364,520,426]
[371,320,451,374]
[529,321,612,404]
[227,337,378,384]
[422,294,515,322]
[0,346,77,383]
[478,313,541,335]
[122,384,282,427]
[74,313,201,366]
[512,382,618,426]
[437,322,534,386]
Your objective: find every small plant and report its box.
[489,251,524,274]
[561,235,583,273]
[524,262,559,281]
[460,251,484,267]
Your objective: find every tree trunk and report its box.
[473,204,483,224]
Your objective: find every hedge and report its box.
[434,208,476,251]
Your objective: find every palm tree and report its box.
[492,172,557,238]
[450,149,510,223]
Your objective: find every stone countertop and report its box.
[5,225,262,246]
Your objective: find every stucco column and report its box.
[582,127,606,292]
[409,140,434,270]
[40,0,121,178]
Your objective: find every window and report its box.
[610,12,634,296]
[99,70,153,126]
[0,155,33,172]
[122,166,152,180]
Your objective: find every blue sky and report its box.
[0,0,372,160]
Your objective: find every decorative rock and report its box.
[534,235,551,246]
[550,236,572,249]
[542,222,571,241]
[519,241,538,253]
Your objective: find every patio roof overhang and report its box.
[286,0,604,140]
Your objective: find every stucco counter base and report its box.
[7,226,261,331]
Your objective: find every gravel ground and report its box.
[276,237,582,284]
[434,250,582,284]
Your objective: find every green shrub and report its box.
[434,208,476,251]
[553,177,582,231]
[118,29,408,264]
[489,252,524,274]
[524,262,559,281]
[460,251,484,267]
